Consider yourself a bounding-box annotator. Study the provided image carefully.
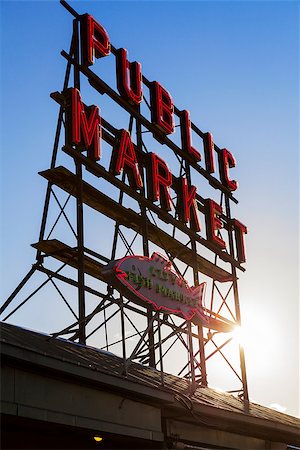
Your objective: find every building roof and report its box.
[1,321,300,445]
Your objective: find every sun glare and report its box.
[230,325,245,346]
[226,311,278,377]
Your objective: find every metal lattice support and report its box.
[0,0,249,408]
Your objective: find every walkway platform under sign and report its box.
[39,166,235,283]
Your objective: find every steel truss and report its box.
[1,0,249,409]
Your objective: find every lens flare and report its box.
[229,325,246,345]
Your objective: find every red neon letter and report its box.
[65,88,101,161]
[110,129,143,190]
[180,110,201,162]
[232,219,247,263]
[218,148,238,191]
[116,48,143,105]
[80,14,110,66]
[203,132,215,174]
[205,199,226,249]
[147,153,173,211]
[177,178,201,232]
[150,82,174,135]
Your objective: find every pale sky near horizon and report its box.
[1,1,299,417]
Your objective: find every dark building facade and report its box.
[1,322,299,450]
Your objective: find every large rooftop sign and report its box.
[54,12,247,273]
[1,1,250,402]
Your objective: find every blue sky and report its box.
[1,1,299,416]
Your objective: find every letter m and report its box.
[65,88,101,161]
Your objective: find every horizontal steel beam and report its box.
[39,166,236,282]
[60,149,244,271]
[32,238,234,333]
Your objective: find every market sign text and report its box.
[62,14,247,264]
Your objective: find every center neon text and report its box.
[62,14,248,263]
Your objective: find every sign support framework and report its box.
[0,0,249,407]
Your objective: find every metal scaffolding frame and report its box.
[1,0,249,409]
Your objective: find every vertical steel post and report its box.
[158,313,165,385]
[73,18,86,344]
[187,321,196,391]
[136,114,156,368]
[225,195,249,405]
[36,33,74,264]
[120,296,127,370]
[185,162,208,387]
[197,324,208,386]
[76,158,86,344]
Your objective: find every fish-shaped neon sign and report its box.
[102,252,209,323]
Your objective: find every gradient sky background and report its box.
[1,1,299,417]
